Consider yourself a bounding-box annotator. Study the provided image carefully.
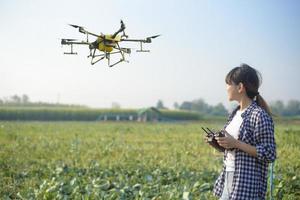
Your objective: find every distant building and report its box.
[97,113,136,121]
[96,107,163,122]
[137,107,161,122]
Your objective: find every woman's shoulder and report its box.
[249,102,273,123]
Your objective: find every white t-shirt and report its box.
[224,109,245,171]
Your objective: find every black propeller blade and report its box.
[68,24,87,34]
[120,20,126,29]
[145,35,161,43]
[69,24,84,29]
[147,34,161,39]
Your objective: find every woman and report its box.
[211,64,276,200]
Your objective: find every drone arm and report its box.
[67,41,90,45]
[85,31,101,38]
[61,39,90,55]
[121,38,148,43]
[112,20,127,39]
[61,40,90,45]
[121,34,160,43]
[69,24,101,38]
[112,27,124,38]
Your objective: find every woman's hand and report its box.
[204,135,210,144]
[215,130,238,149]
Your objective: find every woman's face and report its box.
[226,82,241,101]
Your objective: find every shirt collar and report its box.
[230,101,256,119]
[241,101,256,118]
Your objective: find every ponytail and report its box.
[255,94,272,116]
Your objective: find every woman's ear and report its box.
[238,82,245,93]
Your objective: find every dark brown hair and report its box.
[225,63,272,116]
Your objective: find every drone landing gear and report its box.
[107,50,129,68]
[136,41,150,53]
[108,43,129,67]
[109,57,128,68]
[64,44,78,55]
[89,50,128,67]
[89,42,130,67]
[88,49,104,65]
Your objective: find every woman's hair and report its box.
[225,63,272,116]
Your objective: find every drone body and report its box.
[97,35,121,52]
[61,21,160,67]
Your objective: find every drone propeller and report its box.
[69,24,84,29]
[68,23,102,38]
[120,20,126,30]
[147,34,161,39]
[145,34,161,43]
[68,24,88,35]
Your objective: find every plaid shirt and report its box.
[213,101,276,200]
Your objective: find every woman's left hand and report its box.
[216,131,239,149]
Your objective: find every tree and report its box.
[173,102,179,109]
[22,94,30,104]
[285,100,300,116]
[210,103,228,116]
[156,100,166,109]
[179,101,193,111]
[270,100,284,115]
[191,99,210,114]
[11,95,21,103]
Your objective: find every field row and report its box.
[0,121,299,199]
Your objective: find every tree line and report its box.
[0,94,86,108]
[156,99,228,116]
[269,100,300,116]
[1,94,300,117]
[156,99,300,117]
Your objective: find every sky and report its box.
[1,0,300,109]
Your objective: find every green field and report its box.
[0,121,299,199]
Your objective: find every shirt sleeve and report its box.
[254,112,276,163]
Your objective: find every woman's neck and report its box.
[239,96,253,111]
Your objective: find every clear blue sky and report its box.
[1,0,299,109]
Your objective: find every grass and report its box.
[0,121,299,199]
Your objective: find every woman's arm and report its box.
[216,112,276,162]
[253,112,276,162]
[216,133,257,157]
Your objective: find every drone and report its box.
[61,20,160,67]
